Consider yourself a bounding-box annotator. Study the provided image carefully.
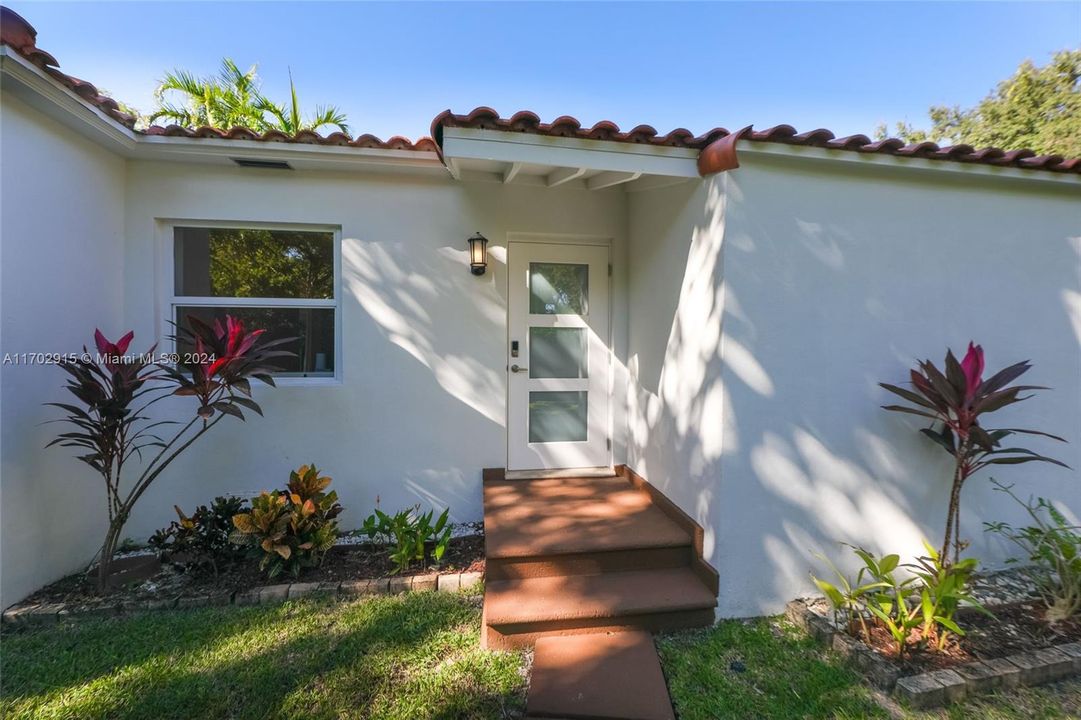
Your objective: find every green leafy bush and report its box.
[231,464,343,578]
[361,505,452,574]
[985,479,1081,622]
[149,496,248,575]
[812,543,987,655]
[908,541,988,651]
[814,546,918,654]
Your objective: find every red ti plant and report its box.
[47,315,292,591]
[880,343,1068,565]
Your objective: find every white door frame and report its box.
[505,233,613,473]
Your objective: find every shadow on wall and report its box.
[628,169,1081,618]
[627,177,728,567]
[341,235,509,520]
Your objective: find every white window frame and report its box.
[161,219,343,387]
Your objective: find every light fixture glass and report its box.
[467,232,488,275]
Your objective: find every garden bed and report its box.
[8,527,485,619]
[799,596,1081,676]
[787,569,1081,708]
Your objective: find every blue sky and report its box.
[8,1,1080,141]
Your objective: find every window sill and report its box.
[268,376,343,388]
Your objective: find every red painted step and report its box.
[526,630,675,720]
[482,466,718,650]
[484,567,716,649]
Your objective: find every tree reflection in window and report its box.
[529,262,589,315]
[175,228,333,299]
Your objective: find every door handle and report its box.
[510,364,528,373]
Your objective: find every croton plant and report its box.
[47,315,291,591]
[880,342,1068,564]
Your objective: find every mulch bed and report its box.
[22,535,486,608]
[847,601,1081,675]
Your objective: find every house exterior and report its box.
[2,9,1078,614]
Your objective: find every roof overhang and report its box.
[730,138,1081,189]
[5,38,1078,189]
[439,126,699,192]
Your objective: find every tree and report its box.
[876,49,1081,157]
[149,58,349,135]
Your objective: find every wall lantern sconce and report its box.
[467,232,489,276]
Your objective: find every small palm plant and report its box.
[253,69,350,135]
[880,343,1068,564]
[149,58,348,135]
[150,59,265,130]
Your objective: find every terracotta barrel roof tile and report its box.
[792,128,836,144]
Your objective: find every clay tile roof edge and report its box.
[434,107,1079,177]
[1,6,438,153]
[4,8,1078,176]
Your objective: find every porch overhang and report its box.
[438,126,699,192]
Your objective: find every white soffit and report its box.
[440,126,699,191]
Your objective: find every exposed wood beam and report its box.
[502,161,523,184]
[546,167,587,188]
[586,171,643,190]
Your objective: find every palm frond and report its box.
[155,69,206,101]
[287,69,301,135]
[308,104,350,134]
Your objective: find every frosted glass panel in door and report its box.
[529,327,588,378]
[528,391,588,443]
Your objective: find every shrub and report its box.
[985,479,1081,623]
[149,496,248,576]
[813,543,987,655]
[815,545,919,654]
[880,342,1068,565]
[908,541,988,651]
[230,464,343,579]
[361,505,452,575]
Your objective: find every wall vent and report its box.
[231,158,292,170]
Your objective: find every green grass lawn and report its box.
[4,594,1079,720]
[0,589,526,720]
[658,616,1081,720]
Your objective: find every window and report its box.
[170,225,339,379]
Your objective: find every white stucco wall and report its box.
[118,161,631,542]
[628,157,1081,617]
[0,94,127,607]
[4,86,1078,617]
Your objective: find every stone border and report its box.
[785,599,1081,709]
[1,571,483,626]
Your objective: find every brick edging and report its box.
[1,571,483,625]
[785,598,1081,709]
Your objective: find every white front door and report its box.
[507,241,610,472]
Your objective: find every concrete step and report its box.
[526,631,675,720]
[484,567,716,650]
